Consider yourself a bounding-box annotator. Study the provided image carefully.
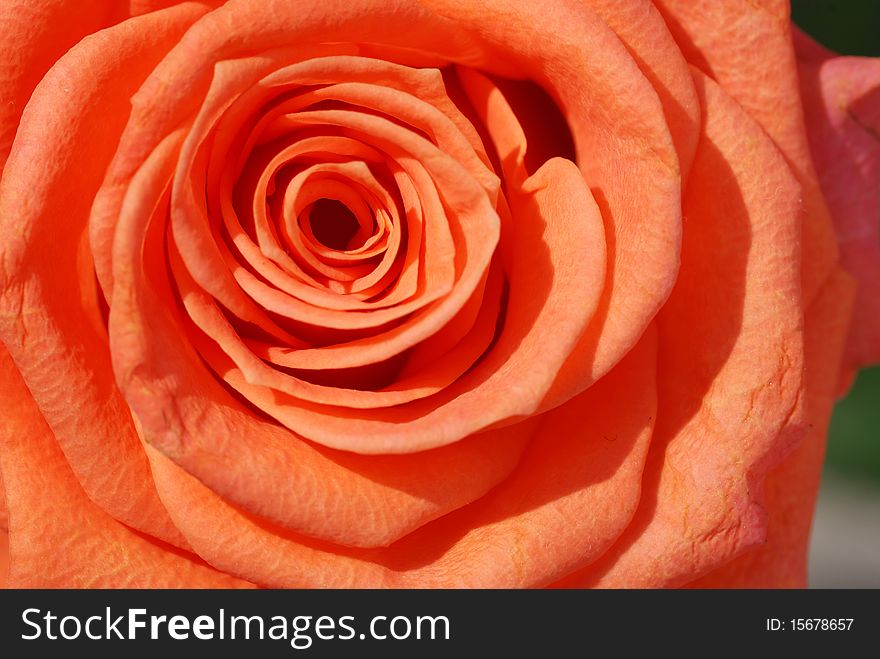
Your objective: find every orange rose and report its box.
[0,0,877,588]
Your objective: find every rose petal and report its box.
[145,329,656,587]
[795,39,880,372]
[0,0,120,170]
[0,343,251,588]
[582,0,700,183]
[554,69,804,587]
[174,244,501,408]
[654,0,839,305]
[686,268,855,587]
[0,2,213,548]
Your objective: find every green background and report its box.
[791,0,880,484]
[793,0,880,57]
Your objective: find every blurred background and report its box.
[792,0,880,588]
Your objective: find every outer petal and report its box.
[0,0,214,172]
[0,2,213,548]
[655,0,838,305]
[144,329,657,587]
[0,0,116,170]
[555,69,804,587]
[795,38,880,371]
[686,269,855,587]
[0,343,250,588]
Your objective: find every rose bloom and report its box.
[0,0,877,589]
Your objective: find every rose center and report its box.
[306,198,364,251]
